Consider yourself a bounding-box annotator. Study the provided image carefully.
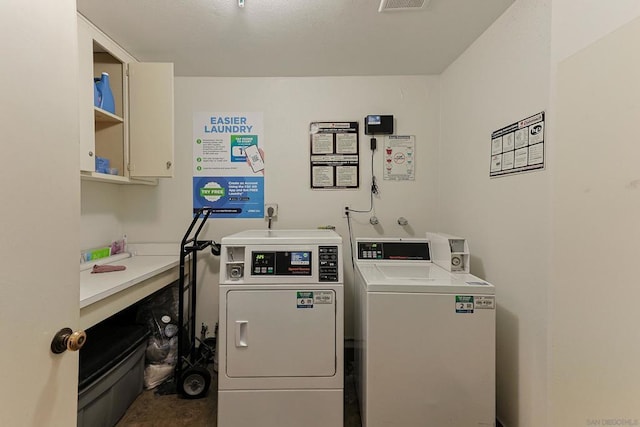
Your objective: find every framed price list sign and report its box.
[309,121,359,189]
[490,112,545,178]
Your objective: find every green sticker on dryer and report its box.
[297,291,314,308]
[455,295,474,313]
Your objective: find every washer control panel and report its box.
[357,240,431,261]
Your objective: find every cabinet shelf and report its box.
[81,171,157,186]
[94,107,124,123]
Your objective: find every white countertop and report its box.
[80,251,179,309]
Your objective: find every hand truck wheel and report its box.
[179,366,211,399]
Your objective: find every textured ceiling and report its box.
[76,0,514,77]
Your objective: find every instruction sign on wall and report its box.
[192,112,264,218]
[383,135,415,181]
[490,112,545,178]
[309,122,359,189]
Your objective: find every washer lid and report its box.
[356,263,495,294]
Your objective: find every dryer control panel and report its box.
[318,246,339,282]
[251,251,313,276]
[219,230,343,284]
[248,247,339,281]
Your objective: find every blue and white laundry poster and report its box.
[193,112,264,218]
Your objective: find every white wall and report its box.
[80,180,124,250]
[117,75,440,336]
[439,1,551,426]
[550,2,640,425]
[437,1,640,425]
[551,0,640,64]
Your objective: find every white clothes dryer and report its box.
[218,230,344,427]
[354,238,495,427]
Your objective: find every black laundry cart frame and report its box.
[176,207,219,399]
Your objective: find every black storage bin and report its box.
[77,308,150,427]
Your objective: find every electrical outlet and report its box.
[343,206,350,218]
[265,203,278,219]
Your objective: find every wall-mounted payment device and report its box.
[426,232,470,273]
[364,115,394,135]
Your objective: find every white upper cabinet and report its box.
[77,13,174,184]
[128,62,174,178]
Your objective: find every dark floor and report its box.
[116,375,217,427]
[117,355,501,427]
[117,364,361,427]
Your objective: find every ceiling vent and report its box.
[378,0,430,12]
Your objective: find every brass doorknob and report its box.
[50,328,87,354]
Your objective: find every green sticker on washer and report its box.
[297,291,314,308]
[455,295,474,313]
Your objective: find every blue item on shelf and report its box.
[96,72,115,114]
[95,157,110,174]
[93,79,101,108]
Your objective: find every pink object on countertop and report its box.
[92,264,126,274]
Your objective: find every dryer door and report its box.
[226,289,336,378]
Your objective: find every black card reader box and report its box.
[364,115,394,135]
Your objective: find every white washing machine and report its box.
[354,238,495,427]
[218,229,344,427]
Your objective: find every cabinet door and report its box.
[77,16,96,172]
[128,62,174,178]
